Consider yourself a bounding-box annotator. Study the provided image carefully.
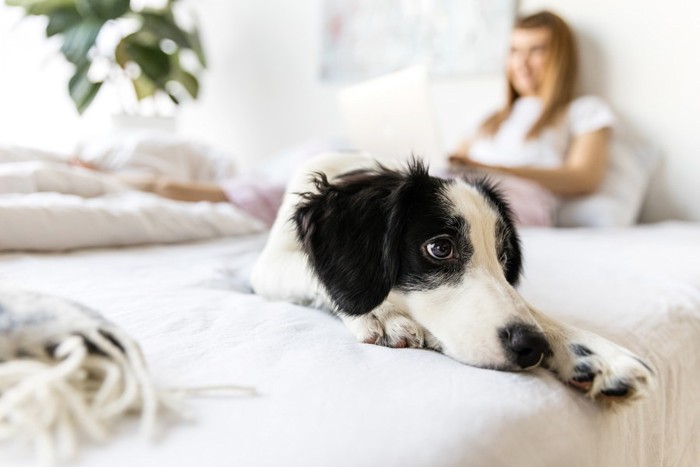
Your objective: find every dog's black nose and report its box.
[500,324,549,369]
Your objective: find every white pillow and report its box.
[556,137,660,227]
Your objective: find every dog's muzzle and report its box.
[500,323,549,369]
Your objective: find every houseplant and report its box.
[5,0,207,116]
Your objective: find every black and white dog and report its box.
[251,152,654,402]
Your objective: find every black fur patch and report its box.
[294,160,458,315]
[601,383,631,397]
[572,362,595,382]
[294,160,523,316]
[571,344,594,357]
[471,177,523,286]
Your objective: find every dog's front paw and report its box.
[342,308,425,349]
[553,339,655,403]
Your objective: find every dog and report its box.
[251,151,654,402]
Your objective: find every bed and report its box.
[1,221,699,466]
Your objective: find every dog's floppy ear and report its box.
[472,178,523,286]
[294,163,424,316]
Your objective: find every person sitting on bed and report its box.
[448,10,617,226]
[74,11,615,229]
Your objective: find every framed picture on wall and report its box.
[321,0,516,82]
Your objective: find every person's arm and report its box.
[152,178,229,202]
[69,157,230,202]
[450,128,611,197]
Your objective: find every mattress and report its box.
[1,222,699,467]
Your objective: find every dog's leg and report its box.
[340,301,439,350]
[529,306,655,402]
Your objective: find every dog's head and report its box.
[294,160,549,370]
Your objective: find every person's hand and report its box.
[115,173,161,192]
[68,157,99,171]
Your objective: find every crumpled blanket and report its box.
[0,142,266,251]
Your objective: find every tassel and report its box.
[0,286,255,465]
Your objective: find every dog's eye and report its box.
[426,239,454,260]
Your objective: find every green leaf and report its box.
[76,0,129,20]
[124,40,171,85]
[167,55,199,98]
[132,74,156,100]
[172,69,198,98]
[136,10,206,68]
[187,26,206,68]
[45,6,82,37]
[115,35,129,68]
[60,19,103,64]
[140,11,191,49]
[125,29,160,48]
[6,0,75,15]
[68,61,102,114]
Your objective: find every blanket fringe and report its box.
[0,325,255,465]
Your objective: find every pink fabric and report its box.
[219,176,285,227]
[220,139,350,226]
[488,173,558,227]
[437,169,557,227]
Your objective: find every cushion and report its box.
[556,136,660,227]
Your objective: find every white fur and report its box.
[399,181,541,368]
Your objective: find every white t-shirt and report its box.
[469,95,617,168]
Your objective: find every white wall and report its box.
[1,0,699,221]
[520,0,700,222]
[180,0,504,170]
[0,0,503,164]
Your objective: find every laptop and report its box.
[337,65,448,171]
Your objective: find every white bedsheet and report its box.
[0,223,699,466]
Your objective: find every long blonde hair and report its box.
[479,11,579,139]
